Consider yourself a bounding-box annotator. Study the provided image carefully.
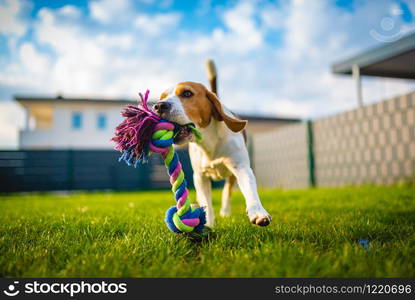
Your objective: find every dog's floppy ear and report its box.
[206,90,247,133]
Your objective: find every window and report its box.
[30,105,53,130]
[97,113,107,130]
[71,112,82,130]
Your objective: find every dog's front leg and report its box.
[228,164,271,226]
[193,172,214,227]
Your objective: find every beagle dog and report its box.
[153,81,271,227]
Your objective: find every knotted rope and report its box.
[112,90,206,234]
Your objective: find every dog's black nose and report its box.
[154,102,171,114]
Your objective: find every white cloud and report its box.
[263,99,313,118]
[19,42,50,73]
[178,1,263,55]
[223,1,256,36]
[0,0,27,36]
[0,41,52,90]
[58,5,81,19]
[89,0,132,24]
[96,33,133,50]
[134,12,181,35]
[34,8,110,94]
[23,6,183,98]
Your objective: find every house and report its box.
[15,96,133,149]
[15,95,300,149]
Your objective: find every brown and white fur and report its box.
[153,81,271,227]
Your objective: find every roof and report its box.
[238,114,300,123]
[14,95,300,122]
[332,33,415,79]
[15,95,136,105]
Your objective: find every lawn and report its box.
[0,186,414,277]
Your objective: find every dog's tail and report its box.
[205,59,217,96]
[206,59,248,142]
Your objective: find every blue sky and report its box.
[1,0,415,148]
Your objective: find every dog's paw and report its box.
[220,207,231,217]
[247,205,272,227]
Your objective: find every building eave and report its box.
[14,96,137,105]
[332,33,415,79]
[238,114,301,123]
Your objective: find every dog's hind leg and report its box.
[220,175,236,217]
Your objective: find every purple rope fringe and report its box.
[111,90,160,166]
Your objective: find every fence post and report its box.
[67,150,74,190]
[247,135,254,171]
[110,165,117,190]
[306,120,316,187]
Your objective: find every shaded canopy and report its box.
[332,33,415,79]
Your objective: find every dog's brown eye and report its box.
[181,90,193,98]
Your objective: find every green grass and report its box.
[1,186,415,277]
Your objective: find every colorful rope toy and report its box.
[112,90,206,234]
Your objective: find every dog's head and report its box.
[153,81,247,144]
